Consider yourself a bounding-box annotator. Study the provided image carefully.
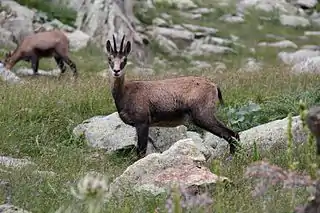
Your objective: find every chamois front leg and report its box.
[31,56,39,76]
[135,124,149,159]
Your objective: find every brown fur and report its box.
[106,35,240,159]
[1,29,77,78]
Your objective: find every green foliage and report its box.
[133,3,157,25]
[225,101,262,130]
[315,2,320,12]
[153,0,179,10]
[218,88,320,132]
[0,2,9,12]
[14,0,77,26]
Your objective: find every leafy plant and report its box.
[225,101,262,130]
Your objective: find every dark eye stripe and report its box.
[120,58,127,70]
[108,57,114,67]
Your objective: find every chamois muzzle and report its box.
[113,69,120,76]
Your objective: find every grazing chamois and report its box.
[106,35,241,159]
[1,29,77,79]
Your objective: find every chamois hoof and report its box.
[72,74,78,82]
[57,73,67,81]
[136,151,146,160]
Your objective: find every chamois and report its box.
[106,35,241,159]
[1,29,77,79]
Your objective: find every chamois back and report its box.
[18,29,69,53]
[125,76,220,110]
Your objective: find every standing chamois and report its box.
[106,35,241,159]
[1,29,78,79]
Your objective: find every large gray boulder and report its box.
[1,0,34,43]
[108,138,229,198]
[278,49,320,66]
[72,112,188,154]
[0,63,23,84]
[210,115,308,157]
[72,0,150,64]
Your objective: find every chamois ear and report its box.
[124,41,131,56]
[106,40,113,54]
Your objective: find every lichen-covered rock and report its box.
[279,15,311,27]
[278,49,320,65]
[64,30,90,51]
[291,56,320,74]
[108,138,229,198]
[0,64,23,84]
[1,0,34,43]
[72,112,188,154]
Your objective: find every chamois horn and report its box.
[112,35,117,53]
[120,35,125,53]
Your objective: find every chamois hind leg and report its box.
[54,56,67,79]
[191,108,240,155]
[61,56,78,79]
[135,124,149,159]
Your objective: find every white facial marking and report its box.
[109,56,126,78]
[113,58,121,71]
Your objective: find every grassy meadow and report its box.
[0,0,320,212]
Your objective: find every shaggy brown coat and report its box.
[2,29,77,78]
[106,35,240,159]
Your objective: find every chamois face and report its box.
[105,35,131,78]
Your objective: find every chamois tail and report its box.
[217,87,224,106]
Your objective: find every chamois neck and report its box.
[111,75,125,101]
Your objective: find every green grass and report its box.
[1,1,320,212]
[14,0,77,27]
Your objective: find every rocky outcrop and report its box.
[73,112,308,160]
[0,63,23,84]
[108,138,229,198]
[73,112,190,155]
[1,0,320,79]
[73,0,150,64]
[0,0,34,43]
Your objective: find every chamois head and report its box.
[105,35,131,78]
[1,51,13,68]
[3,51,12,63]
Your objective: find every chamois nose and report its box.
[113,69,120,74]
